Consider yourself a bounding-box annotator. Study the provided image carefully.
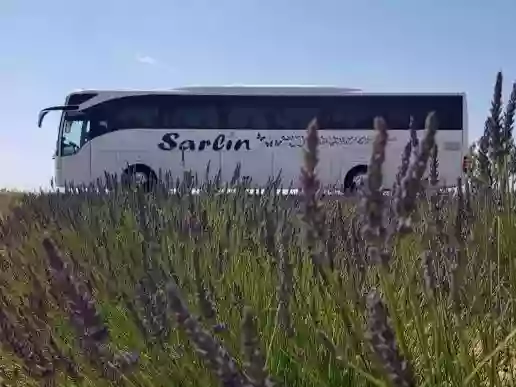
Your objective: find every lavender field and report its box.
[1,73,516,387]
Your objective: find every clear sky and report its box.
[1,0,515,190]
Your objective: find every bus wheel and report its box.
[344,165,368,193]
[122,164,157,192]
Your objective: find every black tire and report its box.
[121,164,157,192]
[344,166,368,193]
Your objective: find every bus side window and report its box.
[81,121,91,145]
[372,97,407,129]
[164,105,219,129]
[384,97,420,130]
[160,95,220,129]
[324,98,357,129]
[116,106,159,129]
[81,104,110,142]
[87,120,109,141]
[227,106,269,130]
[106,96,161,130]
[274,105,320,129]
[326,107,350,129]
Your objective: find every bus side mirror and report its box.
[38,105,79,127]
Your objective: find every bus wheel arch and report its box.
[344,165,368,192]
[121,163,157,191]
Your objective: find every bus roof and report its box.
[68,86,466,98]
[69,85,362,97]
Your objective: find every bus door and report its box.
[38,106,92,188]
[57,113,92,187]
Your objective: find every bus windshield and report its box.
[53,104,112,156]
[60,117,89,156]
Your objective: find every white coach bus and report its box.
[38,86,468,191]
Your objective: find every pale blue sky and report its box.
[1,0,514,190]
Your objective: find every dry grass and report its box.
[0,191,22,219]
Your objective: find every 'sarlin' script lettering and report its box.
[158,133,251,152]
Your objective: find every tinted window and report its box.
[78,93,463,132]
[106,96,161,129]
[162,96,221,129]
[93,95,221,130]
[322,95,463,130]
[225,96,321,130]
[275,106,321,129]
[66,103,111,141]
[227,104,270,129]
[223,95,462,130]
[67,92,97,106]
